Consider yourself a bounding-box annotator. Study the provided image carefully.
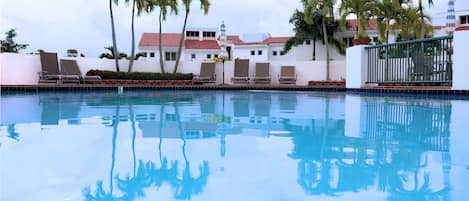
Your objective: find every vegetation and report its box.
[86,69,194,80]
[0,29,28,53]
[284,9,345,61]
[393,6,432,41]
[372,0,399,43]
[338,0,375,38]
[99,46,128,59]
[108,0,120,72]
[173,0,211,73]
[127,0,138,72]
[417,0,433,39]
[139,0,179,73]
[302,0,336,80]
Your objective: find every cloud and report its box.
[1,0,468,57]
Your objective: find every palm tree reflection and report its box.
[290,98,452,201]
[84,96,210,201]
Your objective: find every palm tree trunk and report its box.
[128,0,136,72]
[158,10,165,73]
[109,0,120,72]
[419,0,425,39]
[322,18,330,81]
[173,9,189,73]
[312,38,316,61]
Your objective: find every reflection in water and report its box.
[0,91,463,201]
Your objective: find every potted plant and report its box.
[352,30,372,45]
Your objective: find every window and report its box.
[142,52,148,57]
[273,51,277,56]
[165,52,177,61]
[191,54,196,59]
[150,52,155,58]
[214,54,219,58]
[258,50,263,55]
[207,54,212,59]
[305,40,311,45]
[186,31,199,37]
[373,37,379,42]
[460,15,468,24]
[251,50,255,55]
[280,51,285,56]
[203,32,216,37]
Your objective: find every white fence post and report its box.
[346,45,368,89]
[452,29,469,90]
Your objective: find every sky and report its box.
[1,0,468,58]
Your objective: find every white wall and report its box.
[233,46,269,61]
[0,53,345,85]
[346,45,368,88]
[452,29,469,90]
[184,49,223,61]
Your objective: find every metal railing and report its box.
[366,36,453,84]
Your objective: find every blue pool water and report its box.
[1,90,469,201]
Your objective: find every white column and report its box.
[452,29,469,90]
[346,45,368,89]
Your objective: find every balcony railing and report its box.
[365,36,453,85]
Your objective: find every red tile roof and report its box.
[346,19,378,31]
[262,37,291,44]
[184,39,221,49]
[139,33,182,47]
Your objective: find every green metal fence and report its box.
[366,36,453,84]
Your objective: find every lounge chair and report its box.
[193,62,216,84]
[60,59,102,84]
[253,63,271,84]
[231,59,250,84]
[39,52,80,84]
[279,66,297,84]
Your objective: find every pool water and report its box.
[1,91,469,201]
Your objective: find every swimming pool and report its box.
[1,90,469,201]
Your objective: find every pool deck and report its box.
[1,84,469,96]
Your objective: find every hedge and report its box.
[86,70,194,80]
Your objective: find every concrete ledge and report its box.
[0,84,346,93]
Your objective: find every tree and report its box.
[338,0,375,37]
[127,0,138,72]
[0,29,28,53]
[173,0,210,73]
[372,0,401,43]
[284,9,345,61]
[109,0,120,72]
[99,46,128,59]
[302,0,336,80]
[393,6,432,41]
[417,0,433,39]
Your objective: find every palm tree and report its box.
[139,0,178,73]
[372,0,401,43]
[0,29,28,53]
[417,0,433,39]
[109,0,120,72]
[127,0,137,72]
[284,9,345,61]
[284,10,322,61]
[393,7,432,41]
[173,0,210,73]
[302,0,335,81]
[338,0,375,37]
[156,0,178,73]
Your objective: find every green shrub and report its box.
[86,70,194,80]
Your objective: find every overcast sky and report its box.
[1,0,468,57]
